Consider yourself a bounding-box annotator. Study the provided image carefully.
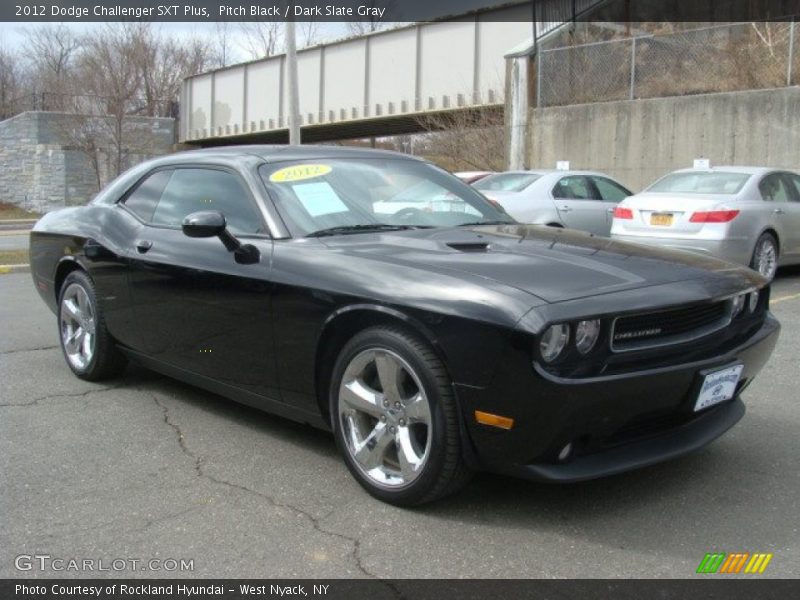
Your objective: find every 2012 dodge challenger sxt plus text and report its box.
[29,146,780,505]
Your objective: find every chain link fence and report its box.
[537,21,798,108]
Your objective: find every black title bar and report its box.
[3,0,800,23]
[3,579,800,600]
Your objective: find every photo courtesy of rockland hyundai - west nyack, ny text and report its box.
[1,1,799,599]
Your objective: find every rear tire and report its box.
[330,326,472,506]
[58,270,127,381]
[750,233,778,281]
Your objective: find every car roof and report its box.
[174,144,422,163]
[486,169,615,178]
[667,166,784,176]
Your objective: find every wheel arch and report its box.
[313,304,449,427]
[54,257,87,303]
[758,227,780,254]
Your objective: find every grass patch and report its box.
[0,202,41,220]
[0,249,29,265]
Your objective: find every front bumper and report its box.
[611,233,753,267]
[456,314,780,482]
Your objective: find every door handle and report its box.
[559,206,572,213]
[773,208,785,215]
[136,240,153,253]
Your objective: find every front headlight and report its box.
[748,290,759,313]
[575,319,601,355]
[731,294,746,318]
[540,323,570,363]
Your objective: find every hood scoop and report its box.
[446,242,491,253]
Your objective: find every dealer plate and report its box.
[694,364,744,412]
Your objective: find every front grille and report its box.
[611,301,730,352]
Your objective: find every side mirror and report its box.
[182,211,226,238]
[182,210,260,265]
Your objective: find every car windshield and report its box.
[474,172,541,192]
[647,172,751,195]
[259,158,514,237]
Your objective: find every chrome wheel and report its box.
[754,237,777,279]
[60,283,96,371]
[337,348,432,488]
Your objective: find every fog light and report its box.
[575,319,601,354]
[748,290,759,313]
[540,324,569,363]
[558,442,573,462]
[731,294,745,318]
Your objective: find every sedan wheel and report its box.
[751,234,778,281]
[58,271,126,381]
[331,326,472,505]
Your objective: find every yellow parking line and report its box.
[772,292,800,304]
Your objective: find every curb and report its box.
[0,219,37,233]
[0,264,30,274]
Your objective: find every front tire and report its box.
[58,270,127,381]
[330,326,472,506]
[750,233,778,281]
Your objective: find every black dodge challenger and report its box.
[30,145,780,505]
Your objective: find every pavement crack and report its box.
[150,391,392,584]
[0,344,59,355]
[0,382,125,407]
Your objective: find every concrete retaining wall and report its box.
[0,112,174,213]
[527,87,800,192]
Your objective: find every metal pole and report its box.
[286,20,301,145]
[629,37,637,101]
[788,20,795,87]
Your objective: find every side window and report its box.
[591,176,631,202]
[150,168,265,235]
[783,174,800,202]
[759,174,792,202]
[552,176,597,200]
[122,170,173,222]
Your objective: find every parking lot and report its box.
[1,269,799,579]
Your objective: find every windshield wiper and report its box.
[457,220,515,227]
[306,224,419,238]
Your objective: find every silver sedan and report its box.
[473,170,633,236]
[610,167,800,280]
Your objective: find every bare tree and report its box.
[212,21,234,68]
[21,24,83,109]
[299,22,320,48]
[132,25,210,117]
[415,109,505,172]
[76,24,144,177]
[239,22,284,59]
[0,46,24,119]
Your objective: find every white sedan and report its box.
[610,166,800,280]
[473,170,633,236]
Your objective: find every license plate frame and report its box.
[694,363,744,412]
[650,213,674,226]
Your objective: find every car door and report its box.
[122,166,281,403]
[551,175,609,235]
[758,172,799,259]
[589,175,633,235]
[780,173,800,258]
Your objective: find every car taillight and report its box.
[613,206,633,219]
[689,210,740,223]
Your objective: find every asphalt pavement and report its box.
[1,269,799,579]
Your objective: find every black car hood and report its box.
[319,224,764,303]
